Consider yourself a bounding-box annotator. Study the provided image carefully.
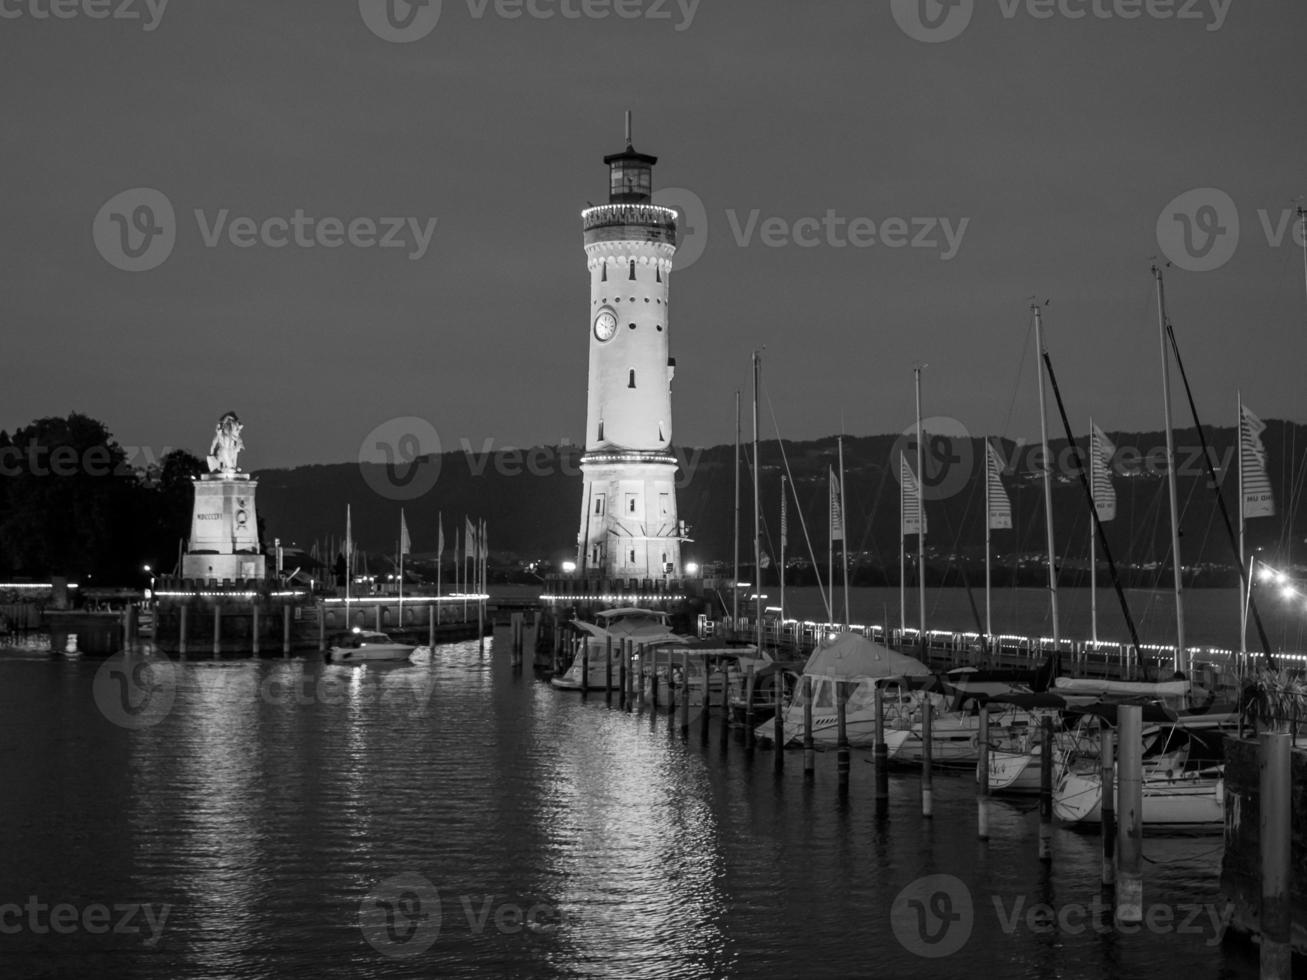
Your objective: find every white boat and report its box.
[551,608,684,691]
[885,701,1045,767]
[327,628,417,663]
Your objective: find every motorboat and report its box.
[551,608,684,691]
[327,628,418,664]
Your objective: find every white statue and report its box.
[206,412,245,475]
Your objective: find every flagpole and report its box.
[985,440,993,646]
[1154,266,1186,674]
[827,467,834,626]
[1034,303,1060,647]
[398,512,405,608]
[437,511,443,600]
[752,350,763,650]
[915,366,926,642]
[1089,421,1098,648]
[899,454,906,642]
[839,436,850,626]
[733,389,741,629]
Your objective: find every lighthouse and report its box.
[576,125,683,580]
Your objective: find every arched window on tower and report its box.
[597,420,604,441]
[656,266,662,284]
[629,260,637,281]
[628,369,636,389]
[601,263,607,282]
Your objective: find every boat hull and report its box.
[1053,769,1224,828]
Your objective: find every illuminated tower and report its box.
[577,124,682,580]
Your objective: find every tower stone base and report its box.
[181,474,266,582]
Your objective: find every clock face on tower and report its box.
[593,309,617,342]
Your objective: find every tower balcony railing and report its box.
[582,204,677,244]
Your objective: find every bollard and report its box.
[875,685,889,815]
[773,669,785,770]
[651,647,660,710]
[605,636,614,700]
[836,694,850,794]
[978,704,991,840]
[213,604,222,658]
[744,665,756,748]
[921,695,933,819]
[803,675,815,779]
[1115,704,1144,923]
[619,641,628,709]
[179,604,188,656]
[679,651,690,735]
[282,604,291,656]
[317,604,325,653]
[1100,729,1116,886]
[1260,732,1292,980]
[251,601,260,656]
[1039,715,1054,862]
[580,637,590,694]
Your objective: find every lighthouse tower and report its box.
[576,128,683,580]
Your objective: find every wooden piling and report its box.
[700,662,711,744]
[430,605,437,652]
[213,604,221,658]
[1039,714,1054,862]
[874,684,889,815]
[921,695,933,819]
[605,635,614,699]
[836,694,850,793]
[179,604,188,656]
[978,704,991,840]
[375,604,382,632]
[282,604,291,656]
[720,659,731,748]
[650,647,660,710]
[1259,732,1292,980]
[773,669,784,770]
[803,675,815,779]
[744,665,756,748]
[679,651,690,736]
[1115,703,1144,923]
[580,637,590,694]
[251,601,260,656]
[317,604,325,652]
[1100,728,1115,886]
[618,640,628,709]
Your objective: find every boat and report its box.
[754,632,930,747]
[550,608,684,691]
[327,628,418,663]
[642,638,768,706]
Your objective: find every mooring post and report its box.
[744,664,756,749]
[978,704,991,840]
[618,639,627,709]
[580,637,590,695]
[875,684,889,815]
[1115,704,1144,923]
[636,643,645,709]
[1101,728,1116,886]
[836,693,850,795]
[375,604,382,633]
[679,651,690,736]
[430,605,437,652]
[251,601,260,656]
[1260,731,1292,980]
[666,651,677,717]
[773,669,785,770]
[921,695,933,819]
[700,661,711,744]
[651,647,660,710]
[317,604,325,653]
[282,604,291,656]
[213,604,221,659]
[720,660,731,748]
[1039,714,1054,862]
[179,603,188,657]
[803,675,815,780]
[605,635,614,700]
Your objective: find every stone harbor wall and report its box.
[1220,734,1307,954]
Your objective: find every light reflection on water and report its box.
[0,632,1262,979]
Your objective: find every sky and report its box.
[3,0,1306,472]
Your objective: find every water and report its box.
[0,632,1262,979]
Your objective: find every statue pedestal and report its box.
[181,473,266,582]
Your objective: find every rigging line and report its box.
[761,376,829,618]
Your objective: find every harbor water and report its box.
[0,628,1263,979]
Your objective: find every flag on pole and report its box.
[900,454,926,536]
[1089,423,1117,522]
[345,505,353,561]
[436,512,445,558]
[829,467,844,542]
[986,441,1013,530]
[399,509,411,556]
[466,516,478,561]
[1240,405,1275,518]
[780,484,788,549]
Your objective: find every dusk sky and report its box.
[4,0,1306,470]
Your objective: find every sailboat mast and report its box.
[779,474,786,620]
[899,457,906,639]
[984,439,993,644]
[1033,304,1061,646]
[1153,265,1186,674]
[839,435,850,625]
[733,390,741,626]
[915,367,926,640]
[752,351,763,650]
[1238,390,1246,663]
[1089,418,1098,648]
